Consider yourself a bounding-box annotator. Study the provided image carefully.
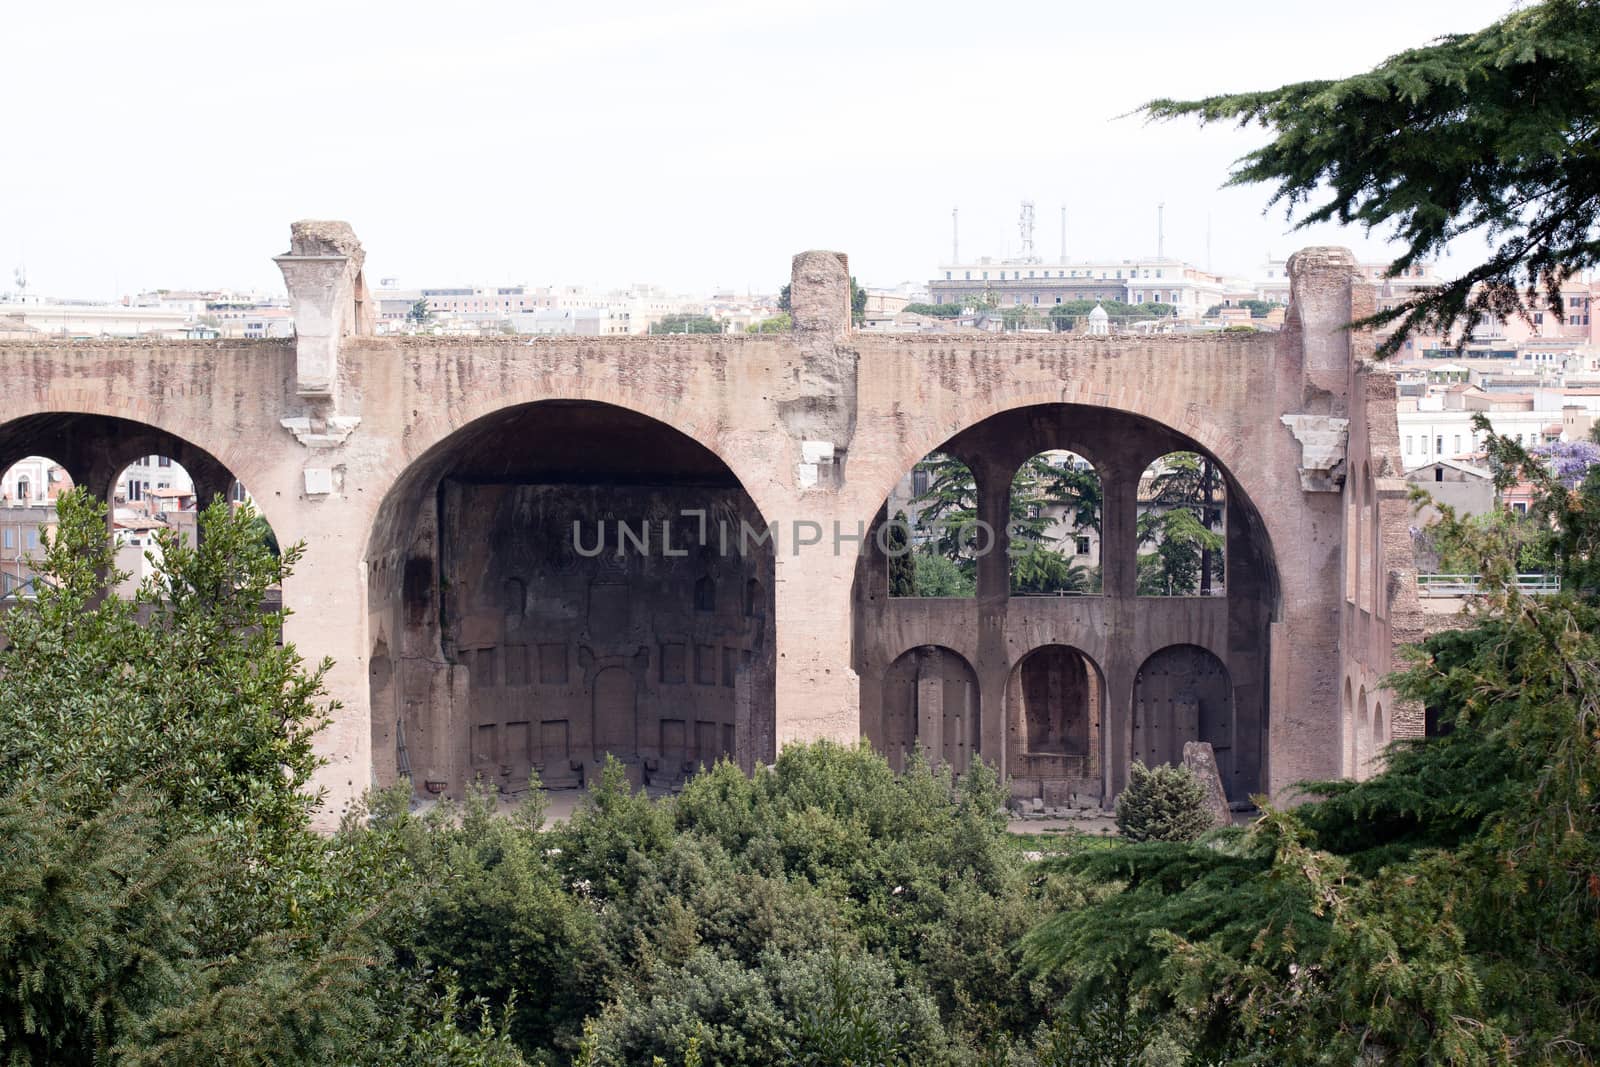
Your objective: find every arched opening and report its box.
[1133,644,1243,800]
[1137,451,1226,596]
[853,402,1278,800]
[0,415,271,605]
[1008,451,1101,595]
[1,456,72,602]
[1006,644,1104,806]
[365,399,776,800]
[869,645,979,772]
[1358,463,1374,614]
[1368,468,1384,618]
[1356,685,1371,775]
[1343,677,1356,776]
[1372,700,1385,752]
[888,450,978,598]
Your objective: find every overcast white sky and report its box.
[3,0,1515,299]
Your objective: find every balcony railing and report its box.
[1416,573,1562,597]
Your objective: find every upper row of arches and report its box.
[886,448,1228,598]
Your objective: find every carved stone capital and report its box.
[1280,413,1350,491]
[280,415,361,448]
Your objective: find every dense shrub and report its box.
[1113,761,1213,843]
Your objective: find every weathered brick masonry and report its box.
[0,223,1414,826]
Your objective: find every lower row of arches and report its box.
[867,642,1245,805]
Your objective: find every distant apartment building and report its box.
[376,281,705,335]
[929,257,1227,319]
[117,455,195,504]
[512,307,633,336]
[0,300,193,338]
[0,504,54,599]
[0,456,71,504]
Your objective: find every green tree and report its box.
[0,491,330,855]
[746,312,791,334]
[1113,761,1214,843]
[886,510,916,596]
[911,551,975,597]
[408,298,433,325]
[902,302,965,318]
[1146,0,1600,355]
[652,314,722,335]
[0,490,526,1066]
[1025,417,1600,1061]
[910,453,981,578]
[1136,509,1223,596]
[1008,455,1099,594]
[1140,452,1225,595]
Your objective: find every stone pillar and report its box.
[770,510,861,752]
[789,250,853,335]
[1100,463,1138,599]
[1265,250,1360,796]
[781,251,857,488]
[1286,247,1361,410]
[280,509,373,831]
[1101,461,1139,802]
[970,456,1012,776]
[973,459,1010,601]
[274,220,372,407]
[916,662,944,765]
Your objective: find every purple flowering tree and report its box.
[1530,440,1600,488]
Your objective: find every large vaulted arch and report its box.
[365,399,777,800]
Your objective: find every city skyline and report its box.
[6,0,1509,299]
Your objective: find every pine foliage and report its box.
[1113,761,1214,843]
[1147,0,1600,356]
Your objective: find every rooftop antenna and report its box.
[952,207,959,264]
[1019,200,1036,261]
[1157,203,1165,260]
[1060,205,1067,265]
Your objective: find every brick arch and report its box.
[0,409,286,537]
[0,383,277,500]
[364,393,775,566]
[369,378,781,534]
[1006,642,1107,783]
[875,377,1260,509]
[857,394,1280,612]
[859,382,1281,581]
[874,644,981,772]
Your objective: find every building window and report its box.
[945,271,951,280]
[25,529,37,549]
[15,478,28,501]
[1075,535,1091,555]
[1453,435,1461,454]
[2,528,12,549]
[1405,436,1413,454]
[1435,436,1444,454]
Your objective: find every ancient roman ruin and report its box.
[0,223,1418,826]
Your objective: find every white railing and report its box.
[1416,573,1561,597]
